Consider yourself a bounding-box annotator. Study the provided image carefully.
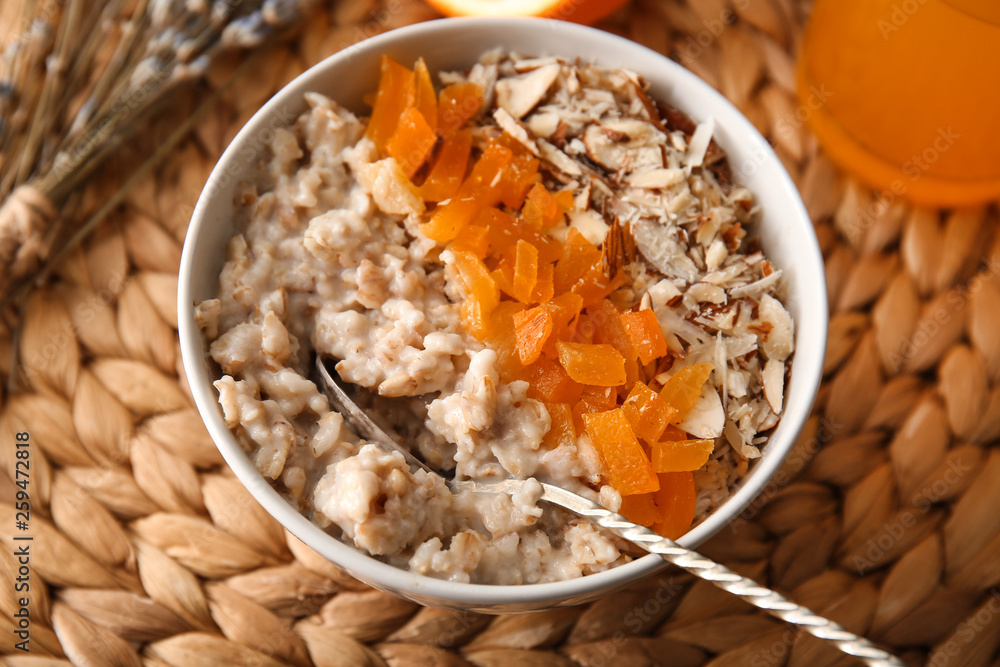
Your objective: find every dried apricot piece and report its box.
[421,130,472,202]
[553,189,575,213]
[386,107,437,177]
[651,471,696,540]
[484,301,526,381]
[365,55,415,152]
[449,224,490,258]
[660,425,689,441]
[463,141,513,203]
[421,196,478,243]
[589,299,637,361]
[522,182,561,227]
[543,292,584,340]
[619,494,662,527]
[438,81,482,133]
[530,262,555,304]
[451,250,499,339]
[491,258,516,298]
[514,306,553,365]
[621,308,668,365]
[622,356,640,393]
[542,402,576,449]
[583,409,659,496]
[525,356,583,404]
[659,363,714,422]
[413,57,437,132]
[512,240,539,303]
[557,341,626,387]
[622,381,677,444]
[460,297,488,340]
[554,228,602,294]
[572,265,628,308]
[481,206,520,255]
[497,153,540,209]
[651,439,715,473]
[571,312,596,344]
[571,386,618,432]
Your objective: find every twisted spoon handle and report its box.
[538,483,905,667]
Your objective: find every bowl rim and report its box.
[178,16,828,611]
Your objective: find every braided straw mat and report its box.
[3,1,1000,665]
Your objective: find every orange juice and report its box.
[798,0,1000,206]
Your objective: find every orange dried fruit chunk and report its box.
[421,196,478,242]
[544,292,584,339]
[514,306,553,365]
[452,250,499,339]
[512,239,539,303]
[463,141,513,203]
[660,425,689,441]
[484,301,526,381]
[622,381,677,444]
[659,363,714,422]
[553,189,575,212]
[619,493,662,527]
[589,299,637,361]
[621,308,668,365]
[413,57,437,132]
[571,312,595,344]
[572,265,628,308]
[554,227,602,294]
[497,153,540,210]
[651,439,715,473]
[571,386,617,432]
[421,130,472,202]
[452,251,499,310]
[491,259,515,299]
[557,341,626,386]
[422,140,510,241]
[438,81,482,133]
[365,55,415,152]
[460,298,488,340]
[525,356,583,404]
[542,402,576,449]
[622,356,640,393]
[386,106,437,177]
[583,409,659,496]
[522,182,561,227]
[651,471,696,540]
[449,224,489,258]
[530,262,555,304]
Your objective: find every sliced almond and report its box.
[495,63,560,119]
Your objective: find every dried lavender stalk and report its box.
[0,0,323,297]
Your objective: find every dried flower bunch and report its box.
[0,0,321,300]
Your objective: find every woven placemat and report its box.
[2,1,999,665]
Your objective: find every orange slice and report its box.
[425,0,629,25]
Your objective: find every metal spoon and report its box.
[315,357,904,667]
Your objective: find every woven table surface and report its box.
[2,1,1000,665]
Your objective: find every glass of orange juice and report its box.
[797,0,1000,207]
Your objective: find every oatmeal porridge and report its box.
[195,50,794,584]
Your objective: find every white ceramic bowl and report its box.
[178,17,827,613]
